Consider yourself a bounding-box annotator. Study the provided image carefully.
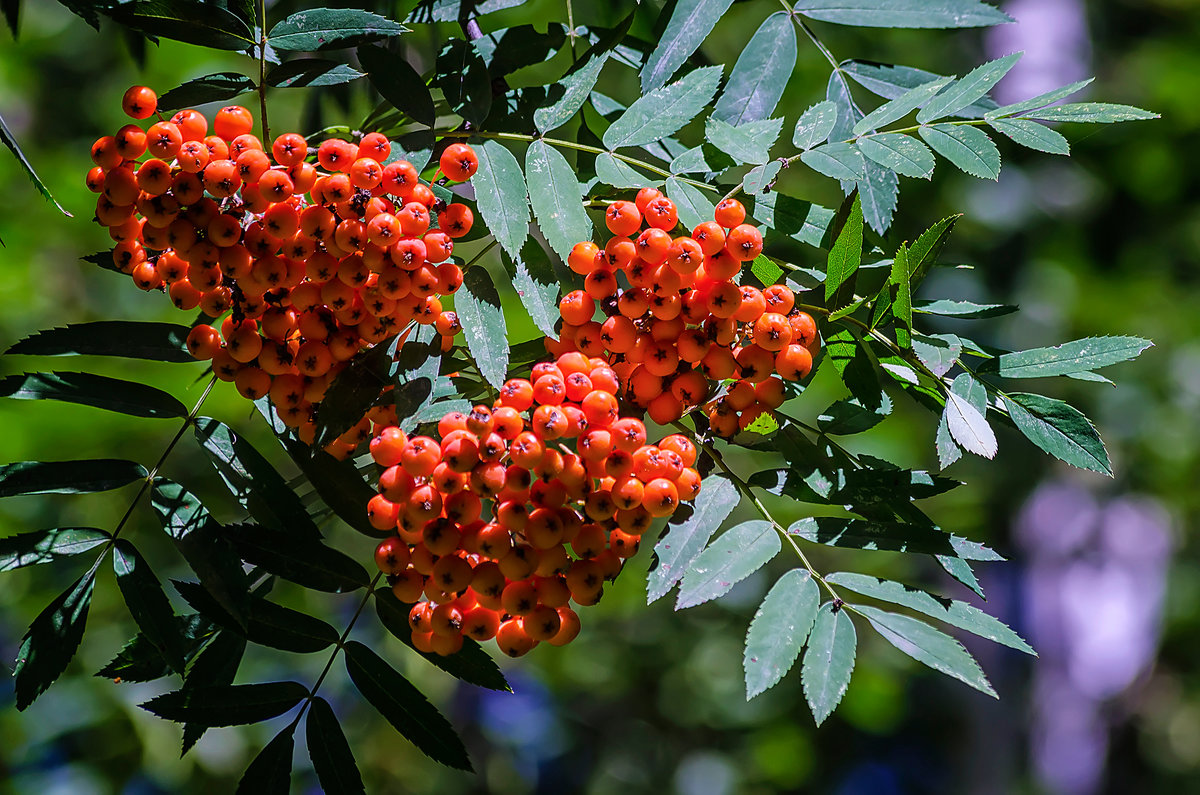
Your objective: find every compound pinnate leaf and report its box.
[856,605,997,696]
[981,336,1153,378]
[5,321,193,361]
[801,602,856,726]
[472,141,529,259]
[525,139,593,262]
[844,61,999,117]
[14,571,96,709]
[816,395,892,435]
[0,371,187,419]
[535,52,607,134]
[307,697,366,795]
[221,523,370,593]
[744,569,820,700]
[114,539,185,672]
[268,8,406,51]
[455,266,509,390]
[180,630,246,754]
[357,44,434,127]
[794,0,1012,29]
[919,123,1001,179]
[313,334,398,449]
[714,11,796,125]
[279,439,385,539]
[235,725,295,795]
[157,73,255,112]
[267,58,364,88]
[1003,392,1112,475]
[857,133,935,178]
[1,527,110,572]
[648,475,739,604]
[640,0,734,92]
[604,66,723,150]
[0,459,147,498]
[917,53,1021,122]
[344,641,472,771]
[676,521,780,610]
[141,681,307,726]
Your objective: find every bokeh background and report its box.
[1,0,1197,792]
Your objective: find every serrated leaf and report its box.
[640,0,735,92]
[705,117,783,165]
[13,571,96,709]
[943,385,997,459]
[751,191,835,248]
[801,602,856,726]
[648,476,740,603]
[5,321,193,361]
[905,214,960,289]
[744,569,820,699]
[912,333,961,377]
[157,73,255,112]
[247,599,339,654]
[854,77,951,136]
[742,161,781,195]
[267,58,364,88]
[794,0,1012,28]
[221,523,369,593]
[0,110,69,214]
[1002,392,1111,475]
[604,66,723,150]
[97,615,216,684]
[801,142,865,181]
[714,11,796,125]
[817,394,892,435]
[845,61,999,118]
[919,123,1001,179]
[987,118,1070,154]
[235,726,295,795]
[750,254,784,286]
[981,336,1152,378]
[670,143,735,175]
[826,573,1034,654]
[984,79,1093,119]
[307,698,366,795]
[914,298,1015,318]
[1026,102,1158,124]
[789,516,991,558]
[277,440,384,539]
[827,72,899,234]
[358,44,434,127]
[918,53,1021,122]
[179,630,246,753]
[525,139,592,262]
[473,141,529,259]
[825,194,863,303]
[676,521,780,610]
[433,39,491,126]
[313,333,398,449]
[855,605,996,696]
[887,244,913,347]
[936,373,985,468]
[510,249,559,340]
[0,459,146,497]
[857,133,935,178]
[108,0,255,50]
[455,266,508,390]
[0,527,110,572]
[793,100,839,150]
[374,589,509,691]
[141,681,306,726]
[0,371,187,419]
[535,52,607,134]
[665,177,716,231]
[114,539,185,672]
[268,8,405,51]
[595,152,652,188]
[344,641,472,771]
[825,326,884,411]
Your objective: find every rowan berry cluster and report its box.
[554,190,821,436]
[88,86,479,456]
[367,351,703,657]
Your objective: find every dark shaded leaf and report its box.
[141,681,307,726]
[0,371,187,419]
[235,725,295,795]
[751,191,835,248]
[0,111,70,215]
[825,326,883,411]
[13,570,96,709]
[313,334,397,449]
[0,459,146,498]
[180,630,247,753]
[108,0,255,50]
[268,58,364,88]
[157,73,255,112]
[114,539,185,671]
[789,516,991,558]
[279,439,385,538]
[1002,392,1111,475]
[220,523,370,593]
[817,394,892,435]
[433,39,491,126]
[5,321,193,361]
[357,44,433,126]
[247,599,339,653]
[307,697,366,794]
[268,8,406,51]
[0,527,110,572]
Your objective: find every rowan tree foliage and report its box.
[0,0,1158,789]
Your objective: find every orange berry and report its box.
[122,85,157,119]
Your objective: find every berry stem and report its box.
[257,0,270,143]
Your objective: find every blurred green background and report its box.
[1,1,1197,792]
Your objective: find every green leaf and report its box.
[987,118,1069,154]
[743,161,782,196]
[13,571,96,709]
[855,605,996,696]
[917,53,1022,122]
[844,61,999,118]
[914,298,1015,318]
[793,100,839,150]
[525,139,593,262]
[676,521,781,610]
[472,141,529,259]
[888,244,914,347]
[268,8,406,51]
[713,11,796,125]
[936,372,985,468]
[800,142,865,181]
[984,79,1093,119]
[943,381,997,459]
[307,698,366,795]
[857,133,935,178]
[246,599,339,654]
[5,321,193,361]
[157,73,255,112]
[648,476,739,604]
[344,641,472,771]
[825,326,884,411]
[114,539,185,672]
[235,726,295,795]
[179,630,246,753]
[825,193,863,304]
[670,143,735,175]
[0,459,146,498]
[433,39,491,126]
[278,439,384,539]
[534,52,607,134]
[794,0,1012,28]
[193,417,320,539]
[358,44,434,127]
[666,177,716,231]
[1002,392,1111,475]
[919,123,1001,179]
[789,516,991,558]
[510,248,559,340]
[854,77,951,136]
[267,58,364,88]
[109,0,255,50]
[1026,102,1159,124]
[141,681,307,726]
[801,602,856,726]
[705,117,783,165]
[826,573,1034,655]
[817,395,892,435]
[604,65,723,150]
[221,523,370,593]
[0,110,68,215]
[640,0,735,91]
[750,254,784,286]
[912,333,961,376]
[751,191,835,248]
[981,336,1152,378]
[455,266,509,390]
[313,334,397,449]
[374,589,510,691]
[0,527,110,572]
[0,371,187,419]
[595,152,652,188]
[905,214,960,289]
[744,569,820,699]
